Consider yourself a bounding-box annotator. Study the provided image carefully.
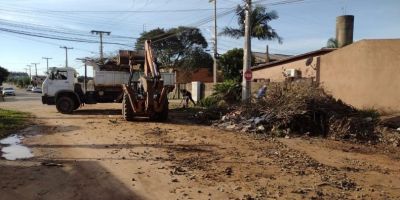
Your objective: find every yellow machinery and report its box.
[122,40,174,121]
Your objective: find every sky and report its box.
[0,0,399,76]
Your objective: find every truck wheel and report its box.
[73,102,80,110]
[56,96,75,114]
[122,94,134,121]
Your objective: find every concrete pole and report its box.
[84,62,87,93]
[76,58,89,93]
[242,0,252,101]
[60,46,73,68]
[91,30,111,62]
[26,65,31,79]
[31,63,39,77]
[213,0,218,84]
[100,33,103,61]
[42,57,52,72]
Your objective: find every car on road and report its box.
[2,87,16,96]
[26,86,33,92]
[32,87,42,93]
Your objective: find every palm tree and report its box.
[220,5,282,43]
[326,38,338,48]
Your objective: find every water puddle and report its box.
[0,135,33,160]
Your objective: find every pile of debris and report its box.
[213,82,380,142]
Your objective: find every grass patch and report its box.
[0,108,32,139]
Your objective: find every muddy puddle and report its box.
[0,135,33,160]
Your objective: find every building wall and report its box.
[176,68,213,84]
[252,57,318,82]
[319,39,400,113]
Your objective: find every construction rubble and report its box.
[209,82,384,143]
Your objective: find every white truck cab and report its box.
[42,67,82,113]
[43,67,77,97]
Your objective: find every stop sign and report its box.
[244,70,252,81]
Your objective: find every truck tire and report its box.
[56,96,75,114]
[73,102,80,110]
[122,94,134,121]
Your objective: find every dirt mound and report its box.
[214,82,380,142]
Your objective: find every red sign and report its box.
[244,70,252,81]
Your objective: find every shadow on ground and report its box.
[0,160,144,200]
[73,109,121,116]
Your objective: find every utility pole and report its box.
[31,63,39,77]
[210,0,218,84]
[143,24,147,32]
[91,30,111,62]
[26,65,32,79]
[60,46,73,68]
[76,58,90,93]
[242,0,252,101]
[42,57,52,72]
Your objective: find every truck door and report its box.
[47,70,74,96]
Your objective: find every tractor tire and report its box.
[122,94,134,121]
[56,96,75,114]
[155,98,169,121]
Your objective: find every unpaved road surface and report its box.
[1,88,400,200]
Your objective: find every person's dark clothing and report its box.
[181,89,196,107]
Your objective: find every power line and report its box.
[0,27,131,47]
[0,8,233,14]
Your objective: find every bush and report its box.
[199,96,220,108]
[7,76,31,88]
[212,80,241,104]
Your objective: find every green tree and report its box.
[135,26,210,69]
[0,66,9,85]
[180,47,213,70]
[219,48,254,81]
[326,37,338,48]
[220,5,282,43]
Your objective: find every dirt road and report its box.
[0,88,399,200]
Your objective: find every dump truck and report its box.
[41,47,174,115]
[41,67,128,113]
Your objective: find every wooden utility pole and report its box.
[242,0,252,101]
[42,57,52,72]
[60,46,73,68]
[91,30,111,62]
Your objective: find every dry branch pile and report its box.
[214,82,380,142]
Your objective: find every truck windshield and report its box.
[49,70,68,80]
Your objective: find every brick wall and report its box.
[176,68,213,84]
